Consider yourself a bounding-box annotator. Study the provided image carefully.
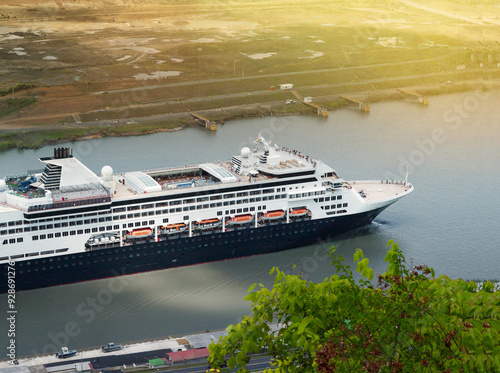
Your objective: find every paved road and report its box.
[1,65,492,132]
[399,0,500,26]
[162,355,272,373]
[44,349,173,370]
[40,68,491,128]
[44,353,272,373]
[91,56,454,96]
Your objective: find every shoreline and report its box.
[0,328,231,370]
[0,79,498,153]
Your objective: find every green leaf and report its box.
[356,257,369,273]
[387,263,396,275]
[353,248,364,262]
[298,317,312,334]
[227,356,236,370]
[483,281,494,292]
[385,249,395,263]
[361,267,374,280]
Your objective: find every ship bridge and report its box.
[230,135,336,180]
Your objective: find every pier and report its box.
[191,113,217,131]
[72,114,82,123]
[0,324,280,373]
[291,90,329,117]
[339,95,370,112]
[397,89,429,105]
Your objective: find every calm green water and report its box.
[1,91,499,356]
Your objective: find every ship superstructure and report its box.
[0,136,413,292]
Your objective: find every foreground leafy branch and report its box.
[208,240,499,372]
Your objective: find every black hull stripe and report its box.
[1,208,386,293]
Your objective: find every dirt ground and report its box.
[0,0,499,130]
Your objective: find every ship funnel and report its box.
[53,147,73,159]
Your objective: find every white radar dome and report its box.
[240,147,251,158]
[0,179,6,190]
[101,165,113,180]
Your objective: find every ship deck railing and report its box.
[113,161,277,198]
[350,180,412,202]
[350,180,412,189]
[26,195,112,212]
[116,161,232,177]
[5,189,47,199]
[351,179,407,185]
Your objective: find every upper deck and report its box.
[0,137,340,213]
[112,157,326,202]
[349,180,413,203]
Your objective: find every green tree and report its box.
[208,240,499,372]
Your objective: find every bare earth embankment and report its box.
[0,0,499,150]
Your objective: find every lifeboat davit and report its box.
[289,208,311,218]
[125,228,153,239]
[226,214,254,226]
[194,218,221,230]
[163,223,188,234]
[259,210,285,222]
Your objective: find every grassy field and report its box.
[0,0,499,150]
[0,98,37,118]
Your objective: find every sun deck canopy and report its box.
[199,163,239,183]
[124,171,161,193]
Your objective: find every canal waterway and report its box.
[1,91,499,357]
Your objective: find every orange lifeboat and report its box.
[259,210,285,222]
[194,218,221,230]
[163,223,188,234]
[226,214,254,226]
[289,208,311,218]
[125,228,153,239]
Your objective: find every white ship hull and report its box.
[0,138,413,292]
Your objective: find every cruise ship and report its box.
[0,136,413,292]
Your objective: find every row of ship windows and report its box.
[115,199,277,219]
[118,193,288,212]
[2,225,123,244]
[289,190,326,199]
[115,187,291,212]
[162,205,266,222]
[1,204,271,239]
[0,195,292,233]
[3,221,328,263]
[321,203,348,210]
[27,204,267,239]
[30,225,121,241]
[1,187,324,228]
[1,217,113,235]
[2,211,112,227]
[2,220,157,246]
[314,196,342,202]
[328,210,347,215]
[4,204,269,244]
